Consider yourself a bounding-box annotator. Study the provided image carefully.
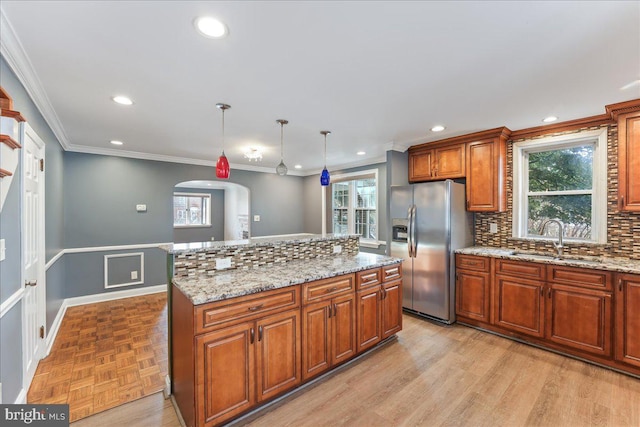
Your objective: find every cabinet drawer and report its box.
[303,275,355,303]
[382,263,402,282]
[195,286,300,334]
[548,266,612,291]
[357,268,381,289]
[456,254,490,272]
[496,259,545,280]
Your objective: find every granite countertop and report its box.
[456,246,640,275]
[161,233,359,254]
[173,252,403,305]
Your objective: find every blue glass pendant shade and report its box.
[320,167,330,186]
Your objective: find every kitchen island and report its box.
[165,234,403,427]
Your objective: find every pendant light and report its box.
[320,130,331,186]
[275,119,289,176]
[215,103,231,179]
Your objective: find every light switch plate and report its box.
[333,245,342,254]
[253,215,260,222]
[0,239,5,261]
[489,223,498,233]
[216,257,232,270]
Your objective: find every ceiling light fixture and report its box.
[431,125,445,132]
[110,140,124,145]
[195,16,228,38]
[320,130,331,186]
[294,164,302,169]
[357,151,366,156]
[215,103,231,179]
[112,96,133,105]
[620,79,640,91]
[543,116,558,123]
[276,119,289,176]
[244,148,262,162]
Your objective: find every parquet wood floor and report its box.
[27,292,168,423]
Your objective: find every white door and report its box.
[22,123,46,389]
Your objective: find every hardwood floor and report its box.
[45,312,640,426]
[27,293,168,422]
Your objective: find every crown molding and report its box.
[0,8,71,149]
[383,141,411,153]
[605,98,640,120]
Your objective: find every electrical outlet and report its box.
[0,382,3,404]
[0,239,5,261]
[136,204,147,212]
[489,223,498,233]
[131,271,138,280]
[253,215,261,222]
[215,257,232,270]
[333,245,342,254]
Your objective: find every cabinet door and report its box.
[618,111,640,211]
[434,143,465,178]
[615,274,640,367]
[546,285,612,357]
[409,149,434,182]
[256,310,301,402]
[466,138,506,212]
[196,322,255,426]
[381,280,403,339]
[493,275,544,337]
[331,293,357,365]
[356,287,381,353]
[302,300,331,380]
[456,270,491,323]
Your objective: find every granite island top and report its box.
[172,252,403,305]
[456,246,640,275]
[161,233,359,254]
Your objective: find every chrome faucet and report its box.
[541,219,565,258]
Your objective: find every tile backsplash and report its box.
[475,123,640,260]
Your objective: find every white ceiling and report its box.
[1,1,639,175]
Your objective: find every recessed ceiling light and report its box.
[110,140,124,146]
[195,16,228,38]
[294,164,302,169]
[112,95,133,106]
[543,116,558,123]
[431,125,445,132]
[357,151,366,156]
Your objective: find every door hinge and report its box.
[39,159,44,172]
[39,326,45,339]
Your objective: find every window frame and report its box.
[330,169,380,247]
[512,128,607,244]
[173,192,212,228]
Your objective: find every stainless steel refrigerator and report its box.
[389,180,473,324]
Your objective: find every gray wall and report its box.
[0,304,23,404]
[173,189,225,243]
[0,159,22,302]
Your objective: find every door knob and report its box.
[25,280,37,287]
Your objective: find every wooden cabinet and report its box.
[408,143,465,182]
[302,277,356,380]
[615,274,640,368]
[617,110,640,211]
[466,136,507,212]
[355,265,403,353]
[455,254,491,323]
[494,274,545,338]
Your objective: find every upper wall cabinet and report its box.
[617,110,640,212]
[408,127,511,212]
[409,142,465,182]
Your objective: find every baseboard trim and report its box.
[45,284,167,356]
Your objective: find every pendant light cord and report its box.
[280,122,284,160]
[221,108,225,154]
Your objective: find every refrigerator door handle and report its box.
[411,205,417,257]
[407,206,414,257]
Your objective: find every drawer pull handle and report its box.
[248,304,264,312]
[362,273,378,281]
[385,268,398,276]
[258,325,263,342]
[250,328,255,344]
[618,278,623,292]
[326,286,339,293]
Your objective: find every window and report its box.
[173,192,211,227]
[512,129,607,243]
[331,170,378,243]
